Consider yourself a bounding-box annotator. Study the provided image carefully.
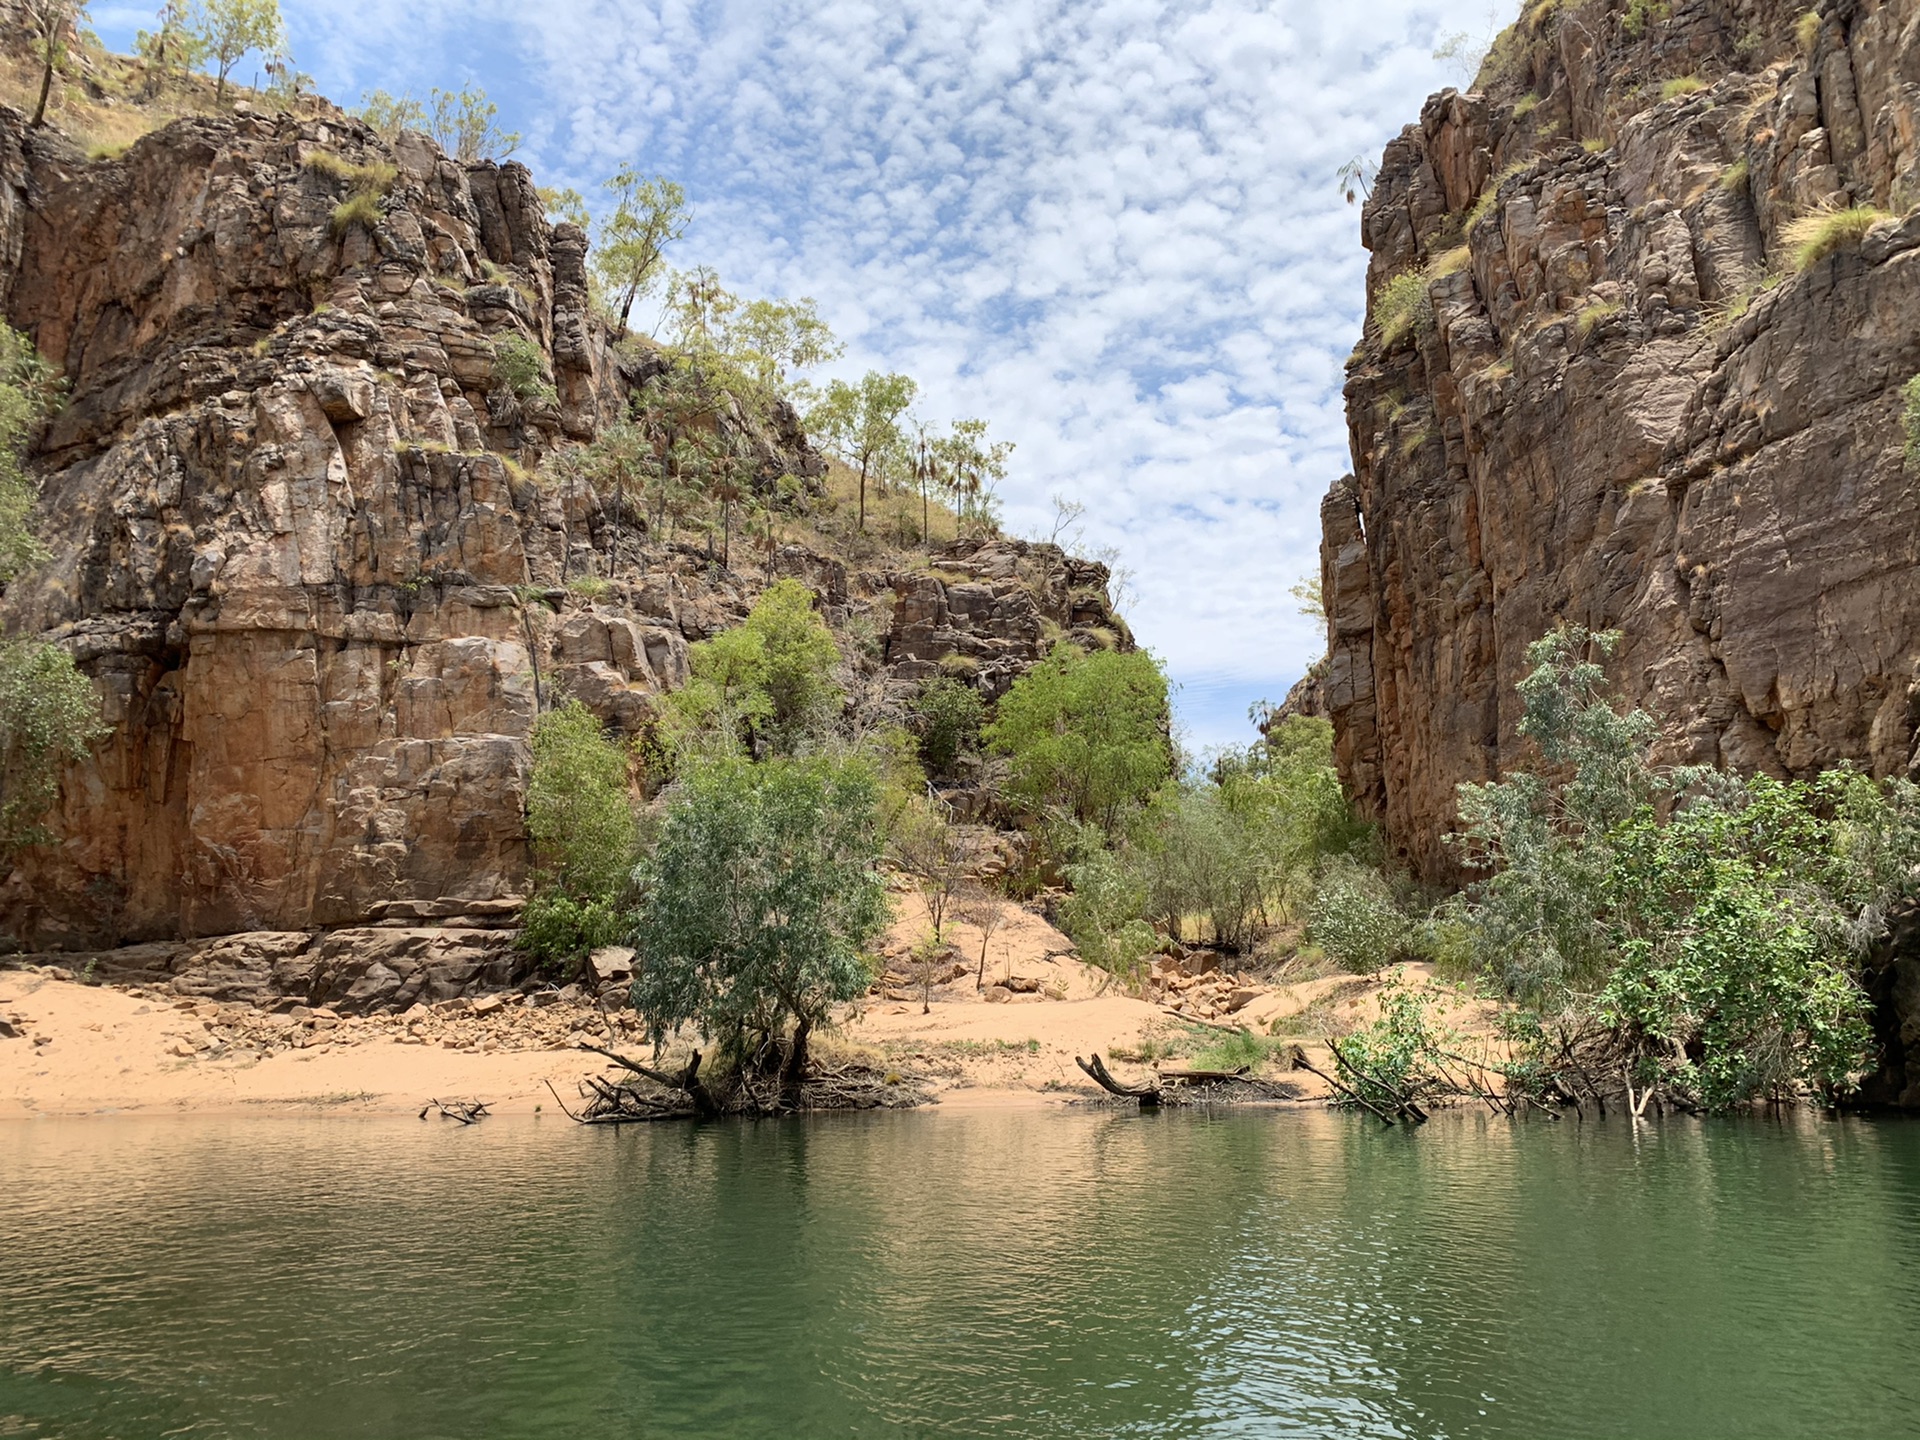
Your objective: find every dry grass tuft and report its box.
[1781,206,1892,270]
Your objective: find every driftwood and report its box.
[555,1043,929,1122]
[419,1097,489,1124]
[1076,1052,1161,1107]
[1157,1065,1251,1085]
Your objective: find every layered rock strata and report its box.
[1327,0,1920,876]
[0,102,1122,968]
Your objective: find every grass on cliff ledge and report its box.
[0,43,322,163]
[1782,206,1892,271]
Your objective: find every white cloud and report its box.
[94,0,1492,747]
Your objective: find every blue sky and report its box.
[97,0,1492,752]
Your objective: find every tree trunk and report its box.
[215,62,230,105]
[858,456,868,533]
[609,480,622,578]
[32,51,54,127]
[783,1014,812,1093]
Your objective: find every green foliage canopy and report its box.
[628,755,889,1076]
[190,0,285,102]
[984,642,1169,835]
[658,580,843,763]
[0,321,102,861]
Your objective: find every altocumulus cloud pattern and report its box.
[93,0,1492,747]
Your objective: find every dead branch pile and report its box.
[419,1097,490,1124]
[1074,1052,1300,1108]
[551,1043,932,1124]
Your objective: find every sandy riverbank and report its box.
[0,901,1493,1119]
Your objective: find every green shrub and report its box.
[1622,0,1669,39]
[519,700,637,972]
[1660,75,1706,100]
[1446,625,1920,1107]
[629,754,888,1078]
[567,575,612,600]
[492,331,557,405]
[1059,845,1158,979]
[658,579,843,762]
[984,642,1170,837]
[910,675,984,776]
[1373,269,1433,348]
[1782,206,1891,271]
[1307,858,1411,973]
[1720,157,1749,194]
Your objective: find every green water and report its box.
[2,1108,1918,1438]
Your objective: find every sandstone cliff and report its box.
[1327,0,1920,876]
[0,98,1123,994]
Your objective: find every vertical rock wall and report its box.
[1329,0,1920,877]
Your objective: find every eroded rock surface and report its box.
[1327,0,1920,877]
[0,103,1123,963]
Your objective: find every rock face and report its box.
[1326,0,1920,877]
[0,103,646,949]
[0,103,1123,960]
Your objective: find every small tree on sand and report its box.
[959,880,1008,989]
[891,798,968,1012]
[629,755,889,1089]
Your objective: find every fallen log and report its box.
[1156,1065,1251,1085]
[1076,1052,1162,1107]
[578,1042,718,1118]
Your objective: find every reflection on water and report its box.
[2,1107,1919,1438]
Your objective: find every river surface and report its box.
[2,1105,1919,1438]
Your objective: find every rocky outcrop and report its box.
[0,101,1124,964]
[1326,0,1920,876]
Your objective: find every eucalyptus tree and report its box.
[191,0,285,103]
[808,371,917,533]
[597,170,690,336]
[429,83,519,161]
[628,754,889,1088]
[22,0,88,126]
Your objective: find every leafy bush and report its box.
[628,754,888,1079]
[910,675,983,776]
[492,331,557,406]
[1307,858,1411,973]
[0,322,100,862]
[1127,785,1269,952]
[1622,0,1669,39]
[0,640,106,862]
[1447,625,1920,1107]
[1334,983,1451,1107]
[520,701,636,971]
[984,642,1169,836]
[1782,207,1891,271]
[1058,844,1158,978]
